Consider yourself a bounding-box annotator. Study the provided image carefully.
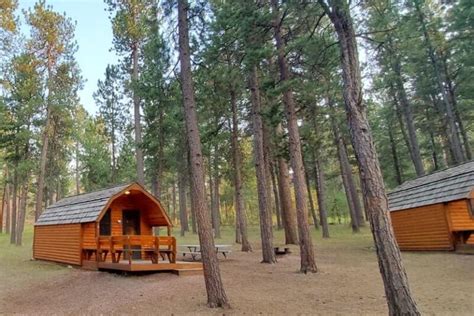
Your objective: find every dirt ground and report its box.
[1,230,473,315]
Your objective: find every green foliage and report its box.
[1,0,472,244]
[79,117,112,191]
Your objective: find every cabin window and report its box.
[100,208,112,236]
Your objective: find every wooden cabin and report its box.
[388,161,474,251]
[34,182,202,273]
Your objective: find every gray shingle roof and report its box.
[35,184,130,226]
[388,161,474,211]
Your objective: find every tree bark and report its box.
[387,118,403,185]
[275,125,299,245]
[249,65,276,263]
[328,103,360,231]
[10,165,18,245]
[271,0,317,273]
[211,151,221,239]
[132,40,145,185]
[270,161,282,229]
[186,149,198,234]
[305,167,319,230]
[0,182,5,234]
[262,111,275,225]
[178,0,229,308]
[230,88,252,251]
[75,140,81,194]
[35,106,51,221]
[111,118,117,184]
[413,0,464,164]
[5,182,10,234]
[319,1,419,314]
[441,58,472,160]
[15,183,28,246]
[391,55,425,176]
[314,157,330,238]
[178,169,189,236]
[171,178,177,224]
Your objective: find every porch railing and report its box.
[92,235,176,264]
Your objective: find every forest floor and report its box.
[1,225,473,315]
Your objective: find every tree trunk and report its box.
[249,65,276,264]
[391,56,425,176]
[178,0,229,308]
[442,58,472,160]
[15,183,28,246]
[186,150,198,234]
[0,183,5,234]
[178,169,189,236]
[320,1,419,313]
[392,91,413,164]
[230,88,252,251]
[314,157,330,238]
[387,118,403,185]
[305,167,319,230]
[343,141,366,224]
[5,182,10,234]
[272,0,317,273]
[75,140,81,195]
[275,125,299,245]
[111,123,117,184]
[35,106,51,221]
[328,103,360,231]
[211,151,221,239]
[235,216,242,244]
[172,178,177,224]
[132,42,145,185]
[414,0,464,164]
[10,166,18,245]
[270,160,282,230]
[424,108,441,171]
[262,112,275,226]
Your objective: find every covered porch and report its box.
[82,235,202,274]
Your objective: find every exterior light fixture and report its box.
[124,190,130,195]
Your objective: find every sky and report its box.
[19,0,119,114]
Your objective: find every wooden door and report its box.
[122,210,141,259]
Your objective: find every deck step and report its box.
[173,268,203,276]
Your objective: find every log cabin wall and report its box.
[34,224,81,265]
[446,200,474,231]
[82,222,96,249]
[390,203,453,250]
[108,195,153,237]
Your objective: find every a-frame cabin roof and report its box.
[35,183,166,226]
[388,161,474,211]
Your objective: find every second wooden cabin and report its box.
[388,161,474,251]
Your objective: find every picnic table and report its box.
[180,244,232,261]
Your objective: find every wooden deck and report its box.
[95,260,203,275]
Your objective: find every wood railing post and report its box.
[172,237,177,263]
[127,235,132,265]
[96,236,100,262]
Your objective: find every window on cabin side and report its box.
[100,208,111,236]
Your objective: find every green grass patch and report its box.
[0,226,68,291]
[0,223,373,291]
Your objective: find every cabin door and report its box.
[122,210,141,260]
